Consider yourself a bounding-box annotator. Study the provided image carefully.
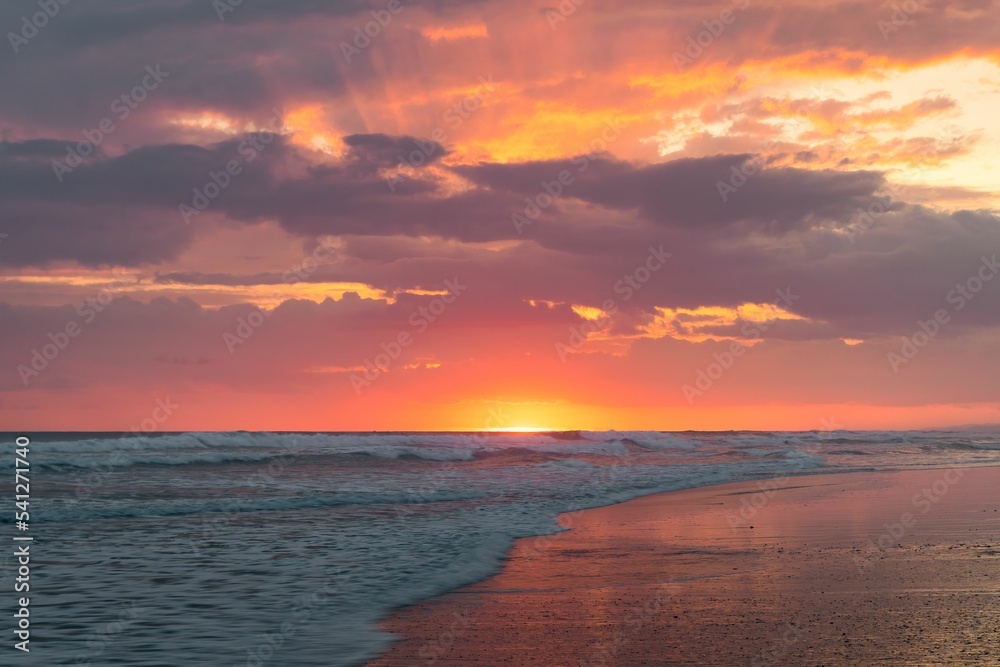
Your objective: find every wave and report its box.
[29,429,1000,471]
[8,490,486,524]
[924,441,1000,451]
[38,449,294,470]
[357,446,476,461]
[533,458,598,470]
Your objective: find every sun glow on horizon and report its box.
[480,425,553,433]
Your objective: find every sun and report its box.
[481,425,552,433]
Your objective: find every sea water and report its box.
[6,429,1000,665]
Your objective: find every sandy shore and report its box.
[365,466,1000,666]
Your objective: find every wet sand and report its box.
[365,466,1000,666]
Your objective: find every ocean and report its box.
[7,429,1000,666]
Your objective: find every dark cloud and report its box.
[0,137,889,267]
[0,139,67,158]
[0,133,520,265]
[4,132,1000,343]
[0,0,372,54]
[343,133,450,173]
[0,200,193,268]
[458,155,888,231]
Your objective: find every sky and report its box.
[1,0,999,432]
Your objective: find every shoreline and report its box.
[365,465,1000,666]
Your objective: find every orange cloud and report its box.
[421,24,489,42]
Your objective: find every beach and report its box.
[367,466,1000,666]
[21,431,1000,664]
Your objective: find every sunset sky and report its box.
[2,0,999,431]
